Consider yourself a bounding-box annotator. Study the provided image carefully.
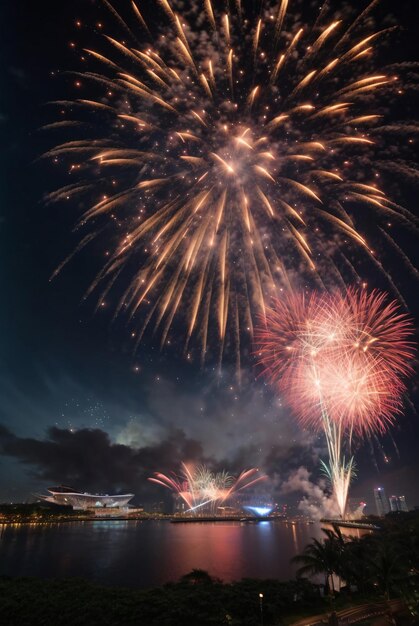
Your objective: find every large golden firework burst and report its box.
[46,0,418,364]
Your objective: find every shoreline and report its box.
[0,516,375,530]
[0,515,291,525]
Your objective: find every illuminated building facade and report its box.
[389,495,408,513]
[243,506,274,517]
[37,486,134,510]
[373,487,389,517]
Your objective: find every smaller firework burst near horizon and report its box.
[255,288,415,437]
[149,463,266,514]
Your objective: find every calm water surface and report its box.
[0,520,358,588]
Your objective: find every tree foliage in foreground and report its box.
[293,512,419,617]
[0,573,322,626]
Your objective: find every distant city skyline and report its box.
[389,494,409,513]
[374,487,410,516]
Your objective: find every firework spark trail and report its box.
[149,463,266,515]
[46,0,418,361]
[255,288,415,517]
[319,409,356,520]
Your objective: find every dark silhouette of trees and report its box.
[292,515,419,620]
[292,536,338,593]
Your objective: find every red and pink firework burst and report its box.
[256,289,415,436]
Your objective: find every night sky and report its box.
[0,0,418,514]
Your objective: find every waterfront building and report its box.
[389,494,408,512]
[243,505,274,517]
[173,494,187,514]
[373,487,389,517]
[149,500,166,514]
[233,491,275,516]
[36,486,134,510]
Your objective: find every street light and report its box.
[259,592,264,626]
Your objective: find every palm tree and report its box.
[365,539,408,601]
[321,525,346,580]
[321,525,365,592]
[321,524,346,548]
[292,536,340,594]
[340,536,371,593]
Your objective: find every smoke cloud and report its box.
[280,466,339,520]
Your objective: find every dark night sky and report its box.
[0,0,418,513]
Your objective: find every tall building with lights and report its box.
[374,487,389,517]
[389,495,408,513]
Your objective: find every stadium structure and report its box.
[37,486,134,511]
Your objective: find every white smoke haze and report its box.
[347,503,366,520]
[280,466,340,520]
